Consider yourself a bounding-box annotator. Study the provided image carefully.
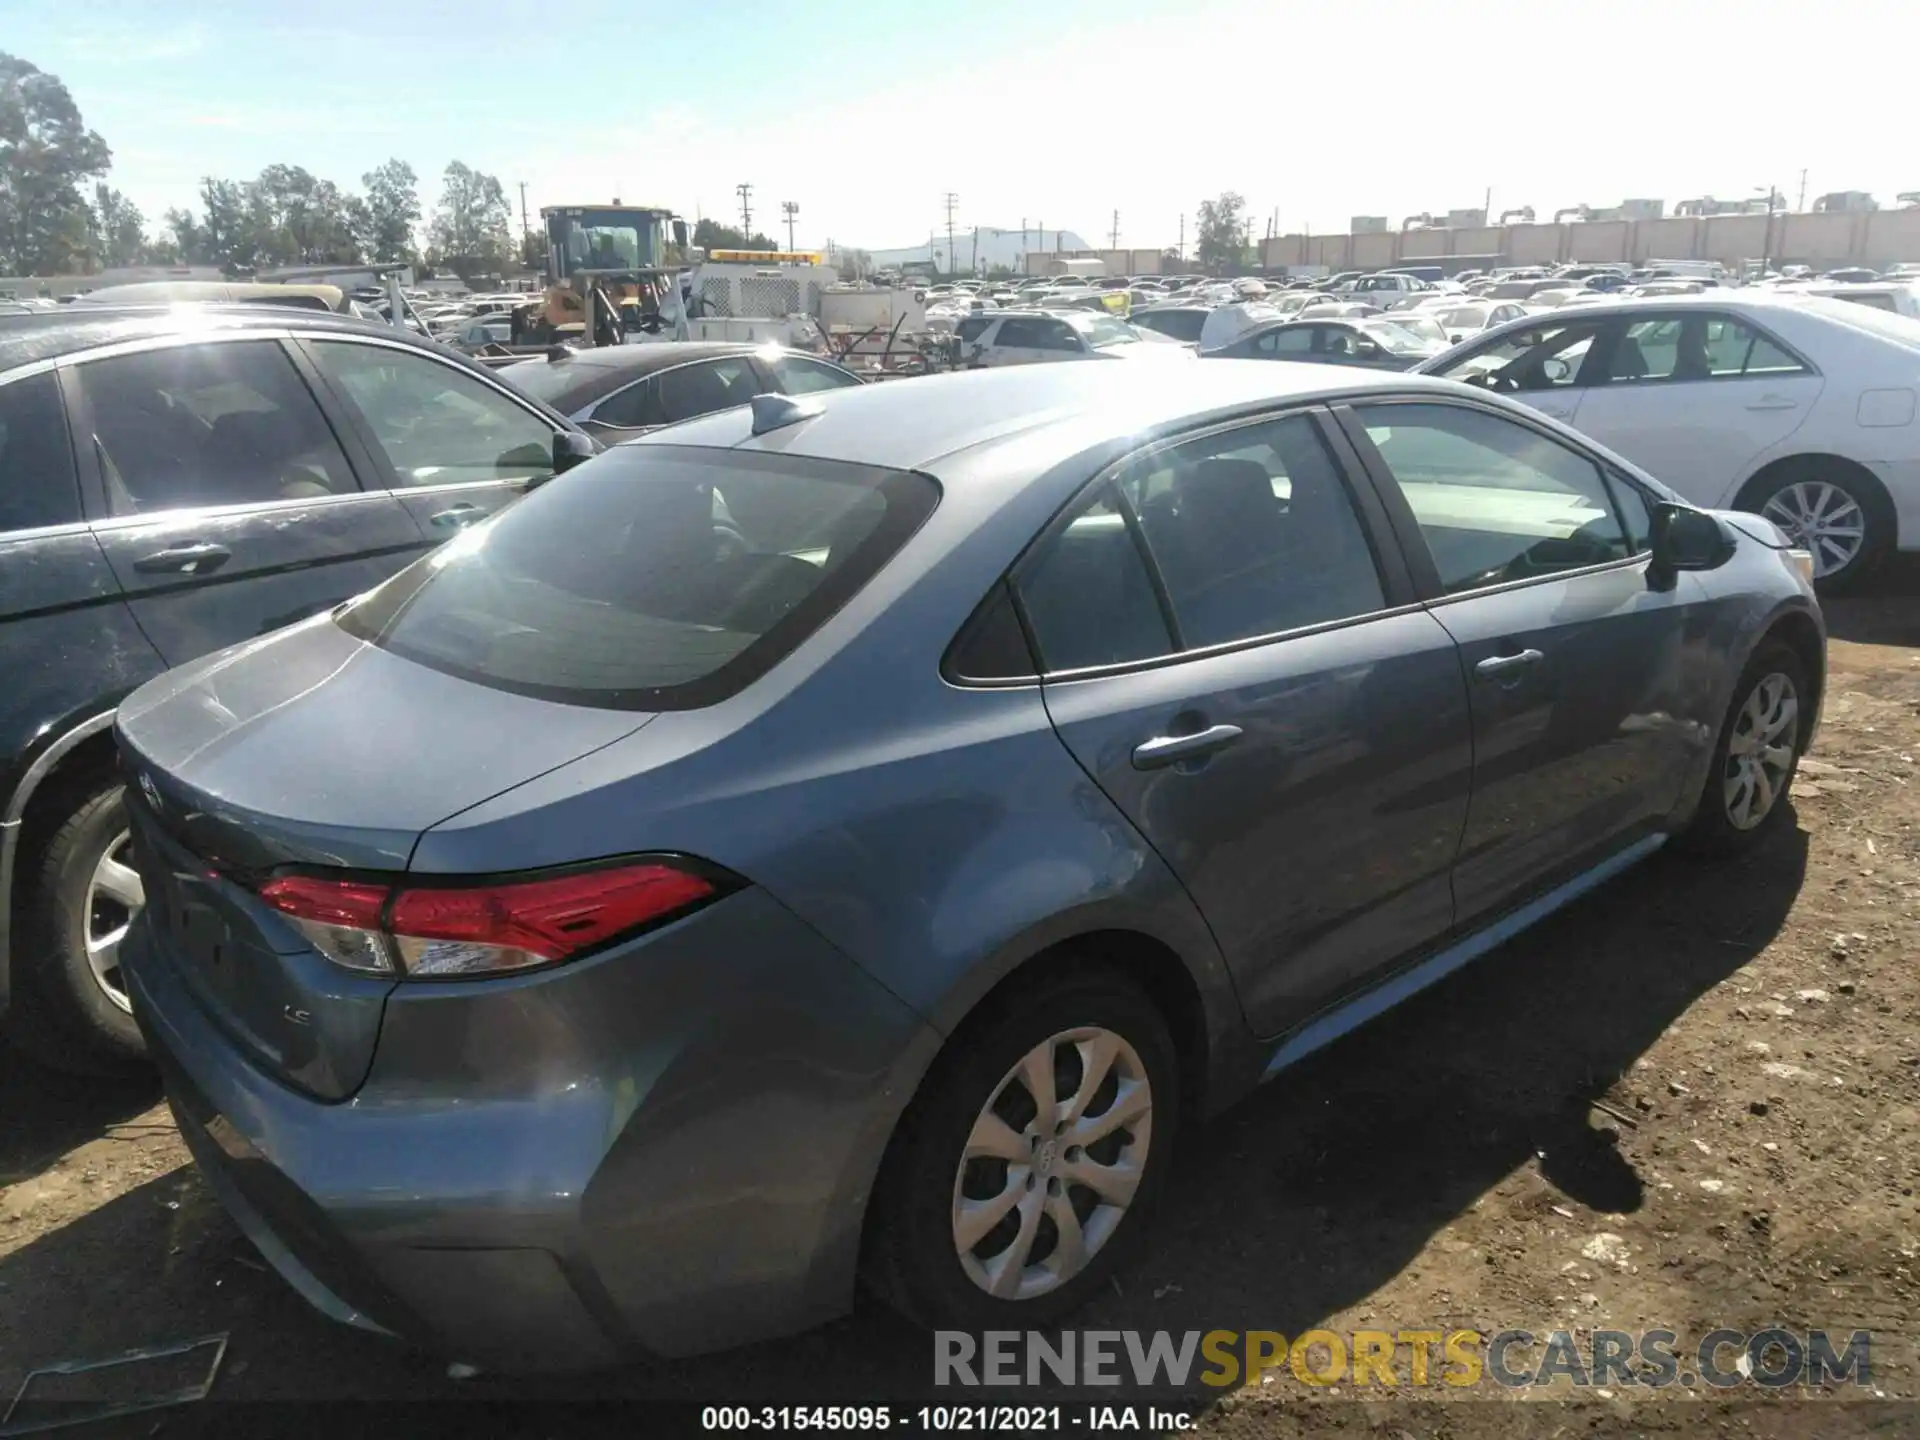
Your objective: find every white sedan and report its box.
[1417,292,1920,589]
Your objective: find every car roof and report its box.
[640,360,1477,475]
[0,302,448,373]
[501,341,832,410]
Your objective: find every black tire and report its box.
[1740,460,1893,596]
[864,970,1179,1331]
[4,781,150,1076]
[1681,642,1809,858]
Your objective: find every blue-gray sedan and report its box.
[116,361,1824,1368]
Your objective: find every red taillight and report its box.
[254,861,718,979]
[257,875,389,929]
[390,864,715,973]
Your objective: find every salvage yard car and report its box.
[1201,316,1447,368]
[500,341,863,438]
[119,361,1822,1367]
[0,304,592,1071]
[1418,292,1920,590]
[961,310,1187,366]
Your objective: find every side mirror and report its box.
[545,429,598,483]
[1649,501,1736,587]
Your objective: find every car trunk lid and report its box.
[118,616,653,1097]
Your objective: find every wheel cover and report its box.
[1723,672,1800,831]
[84,830,144,1015]
[951,1026,1153,1301]
[1760,480,1865,578]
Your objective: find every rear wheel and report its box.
[1743,460,1892,594]
[865,971,1178,1329]
[5,781,150,1075]
[1682,643,1808,857]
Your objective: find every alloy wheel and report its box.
[951,1027,1153,1301]
[1760,481,1865,579]
[1723,673,1800,831]
[83,830,143,1014]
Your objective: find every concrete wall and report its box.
[1508,225,1562,266]
[1352,231,1397,269]
[1255,208,1920,276]
[1400,229,1450,259]
[1567,221,1630,262]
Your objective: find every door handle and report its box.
[1131,724,1244,771]
[428,503,484,528]
[1745,396,1799,411]
[1474,648,1544,680]
[133,543,231,575]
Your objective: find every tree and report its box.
[0,53,113,274]
[87,182,145,268]
[836,246,873,282]
[163,206,201,262]
[252,164,358,265]
[428,161,511,278]
[197,176,252,271]
[692,217,775,253]
[1157,248,1182,273]
[360,159,419,262]
[1195,192,1247,275]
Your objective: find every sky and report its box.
[9,0,1912,254]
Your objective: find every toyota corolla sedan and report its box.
[119,362,1823,1370]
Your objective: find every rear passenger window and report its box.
[0,371,80,534]
[77,342,357,515]
[1017,487,1171,672]
[1123,414,1385,647]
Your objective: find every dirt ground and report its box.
[7,581,1920,1439]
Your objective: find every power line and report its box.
[781,201,799,250]
[736,183,753,237]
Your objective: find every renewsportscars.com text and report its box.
[935,1327,1872,1390]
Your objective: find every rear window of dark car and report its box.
[498,356,591,407]
[335,444,939,710]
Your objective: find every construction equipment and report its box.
[510,202,691,348]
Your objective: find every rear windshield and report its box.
[497,357,581,406]
[335,445,939,710]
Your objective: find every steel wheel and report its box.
[83,829,143,1014]
[1723,672,1799,831]
[950,1026,1153,1301]
[1760,480,1865,579]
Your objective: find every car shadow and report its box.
[0,823,1809,1434]
[0,1045,163,1188]
[1823,555,1920,649]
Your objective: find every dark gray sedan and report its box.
[1206,316,1448,368]
[501,340,864,440]
[117,362,1822,1366]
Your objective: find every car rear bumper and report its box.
[125,886,941,1369]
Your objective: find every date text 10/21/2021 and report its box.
[700,1406,1193,1431]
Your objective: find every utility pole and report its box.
[943,192,959,280]
[1109,210,1120,250]
[781,200,799,250]
[517,181,531,268]
[735,183,753,239]
[1177,213,1184,263]
[1797,168,1808,212]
